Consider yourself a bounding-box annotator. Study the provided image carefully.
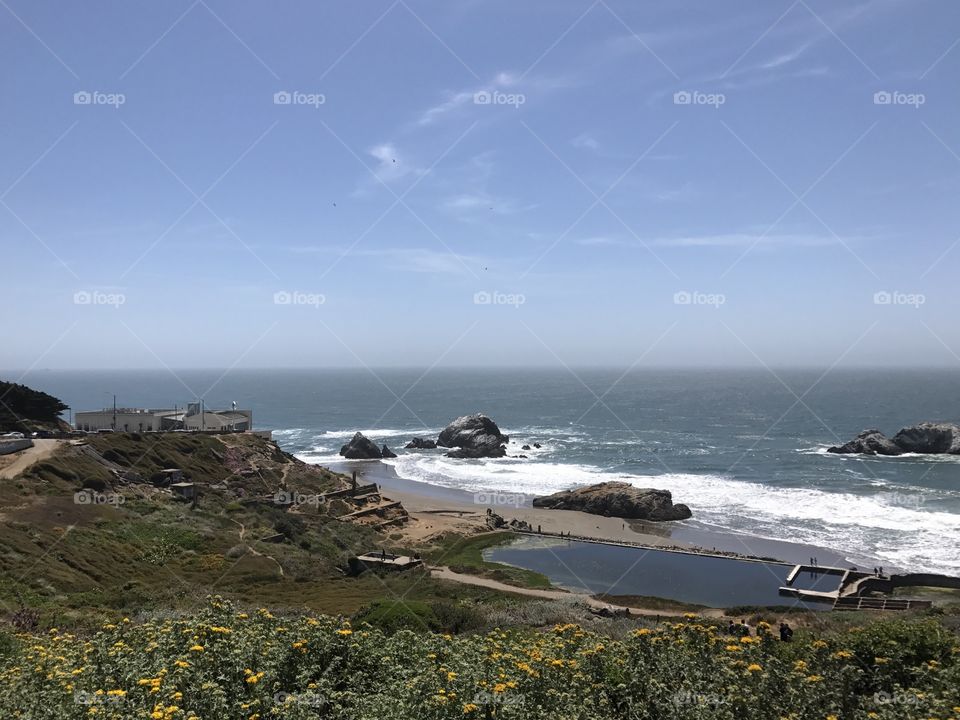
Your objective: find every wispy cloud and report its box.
[576,232,859,249]
[575,236,624,247]
[415,70,573,127]
[286,244,486,275]
[350,142,425,196]
[571,133,601,151]
[356,247,486,274]
[441,192,534,217]
[655,232,847,248]
[651,181,699,203]
[368,143,421,184]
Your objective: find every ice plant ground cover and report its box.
[1,599,958,719]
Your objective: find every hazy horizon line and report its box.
[6,365,959,374]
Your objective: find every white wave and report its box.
[797,445,831,455]
[381,453,616,497]
[317,427,439,440]
[804,445,960,463]
[380,454,960,575]
[654,474,960,575]
[294,451,347,464]
[288,429,960,575]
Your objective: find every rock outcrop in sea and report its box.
[380,444,397,459]
[828,422,960,456]
[827,429,904,456]
[339,432,385,459]
[437,414,508,458]
[532,481,692,521]
[405,437,437,449]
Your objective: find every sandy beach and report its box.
[324,459,848,567]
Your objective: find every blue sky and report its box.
[3,0,960,369]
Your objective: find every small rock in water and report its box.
[405,437,437,450]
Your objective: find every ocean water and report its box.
[19,367,960,575]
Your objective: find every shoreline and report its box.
[323,459,849,568]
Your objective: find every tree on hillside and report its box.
[0,381,68,431]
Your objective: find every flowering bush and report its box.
[1,601,957,719]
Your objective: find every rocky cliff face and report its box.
[437,414,508,458]
[532,481,692,521]
[828,422,960,456]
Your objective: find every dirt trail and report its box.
[429,566,725,618]
[0,439,64,480]
[229,518,285,577]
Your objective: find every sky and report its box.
[2,0,960,370]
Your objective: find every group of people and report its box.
[872,566,885,576]
[727,619,794,642]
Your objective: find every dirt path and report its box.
[229,518,285,577]
[429,566,725,618]
[0,440,64,480]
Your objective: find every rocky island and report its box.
[828,422,960,456]
[532,481,692,521]
[437,413,509,458]
[340,432,398,459]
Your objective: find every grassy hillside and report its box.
[0,432,497,626]
[1,599,957,719]
[425,532,551,589]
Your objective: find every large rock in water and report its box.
[339,432,383,459]
[532,482,692,521]
[891,422,960,454]
[827,429,903,456]
[437,414,508,458]
[828,422,960,456]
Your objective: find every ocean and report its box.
[18,367,960,575]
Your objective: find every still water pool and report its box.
[484,537,839,609]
